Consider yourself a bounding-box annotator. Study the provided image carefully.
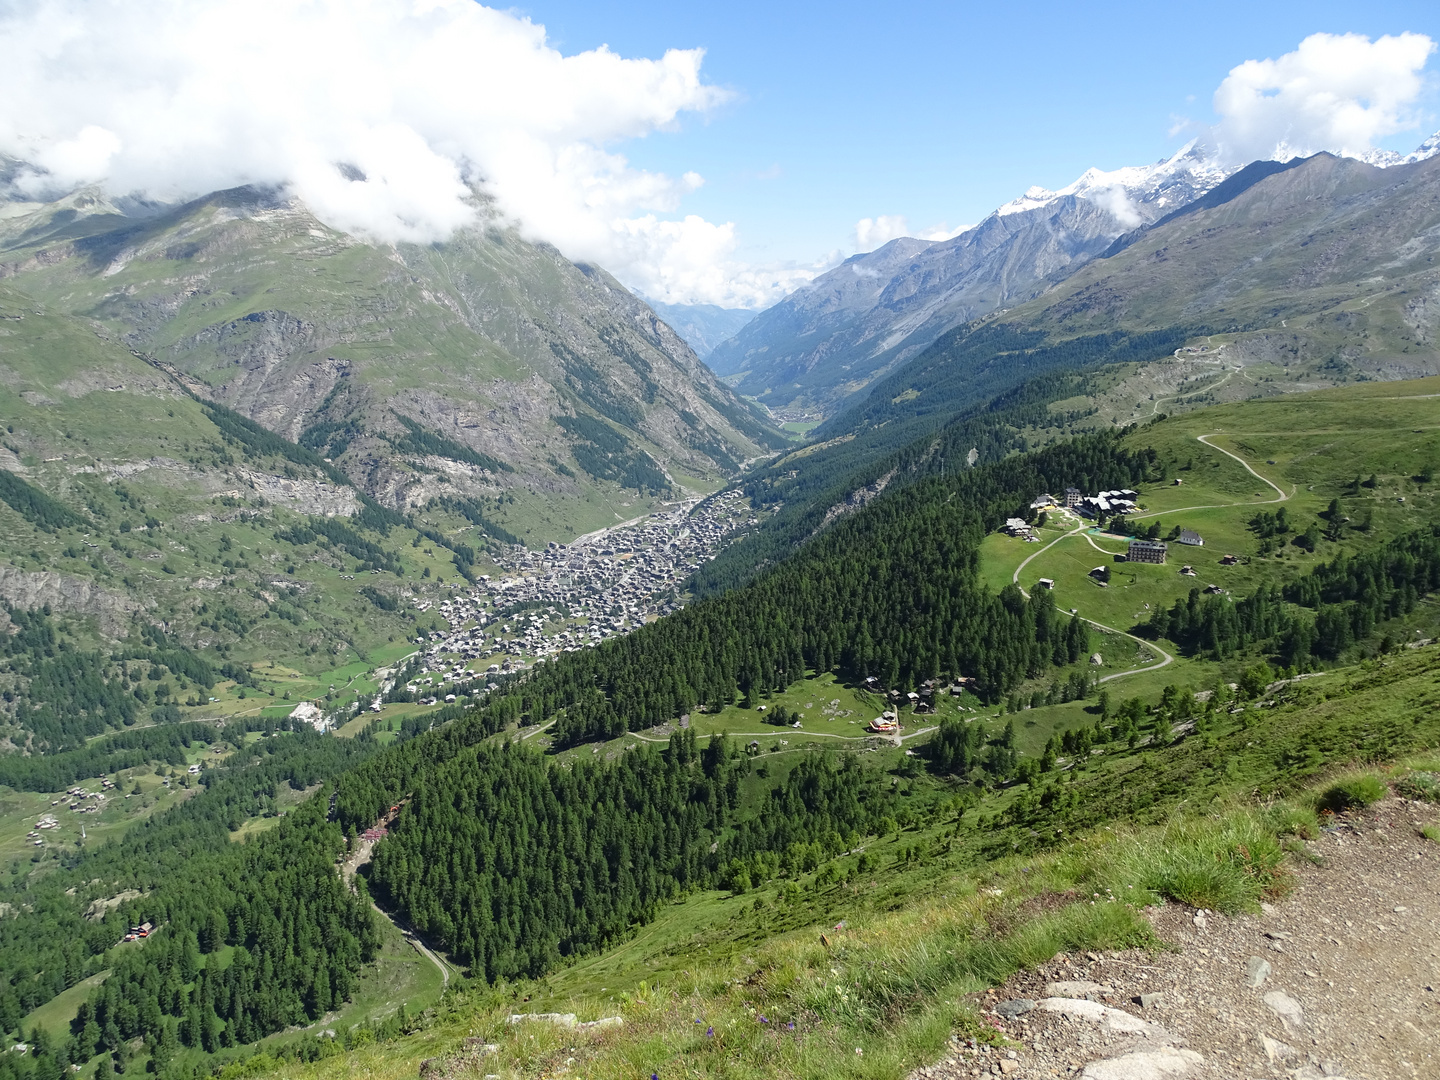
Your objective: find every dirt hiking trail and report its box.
[911,797,1439,1080]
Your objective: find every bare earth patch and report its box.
[912,798,1439,1080]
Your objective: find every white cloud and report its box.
[1211,31,1436,163]
[854,215,912,252]
[918,222,972,242]
[853,215,971,254]
[0,0,808,304]
[1089,186,1143,230]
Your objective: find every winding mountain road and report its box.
[1009,434,1288,686]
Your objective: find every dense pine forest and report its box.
[690,365,1134,597]
[3,374,1438,1080]
[1140,524,1440,661]
[0,728,382,1078]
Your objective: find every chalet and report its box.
[1128,539,1168,564]
[1220,553,1239,565]
[1003,517,1034,537]
[868,711,899,734]
[1037,578,1055,589]
[1178,529,1204,547]
[1204,583,1225,595]
[1088,566,1109,583]
[1029,494,1057,511]
[1180,565,1196,577]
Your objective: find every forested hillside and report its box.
[0,723,384,1076]
[3,373,1439,1080]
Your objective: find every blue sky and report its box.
[4,0,1437,308]
[518,0,1440,281]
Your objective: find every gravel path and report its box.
[911,797,1439,1080]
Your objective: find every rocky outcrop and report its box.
[0,567,145,636]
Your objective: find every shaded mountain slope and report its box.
[706,143,1233,412]
[643,299,756,359]
[0,186,785,521]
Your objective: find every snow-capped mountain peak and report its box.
[993,139,1235,227]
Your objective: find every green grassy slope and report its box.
[0,284,508,742]
[237,638,1440,1080]
[3,376,1437,1080]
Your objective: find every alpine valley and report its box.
[1,121,1440,1080]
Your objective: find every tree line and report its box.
[1140,523,1440,662]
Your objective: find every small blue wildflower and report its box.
[758,1015,769,1024]
[706,1026,714,1037]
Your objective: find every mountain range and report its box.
[706,132,1440,417]
[642,298,756,359]
[0,182,786,541]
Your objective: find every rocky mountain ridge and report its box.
[707,131,1440,418]
[0,182,785,532]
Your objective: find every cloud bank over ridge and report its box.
[0,0,811,307]
[1210,31,1436,163]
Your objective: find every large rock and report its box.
[1080,1048,1203,1079]
[1035,997,1156,1035]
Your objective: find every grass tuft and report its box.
[1077,812,1291,914]
[1394,771,1440,803]
[1317,773,1389,814]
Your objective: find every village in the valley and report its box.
[318,490,761,720]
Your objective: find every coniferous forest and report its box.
[2,405,1438,1080]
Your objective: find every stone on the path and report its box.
[1079,1047,1203,1079]
[1262,990,1305,1033]
[1138,992,1165,1009]
[1035,997,1155,1034]
[1044,979,1111,1000]
[1245,956,1272,988]
[994,998,1035,1020]
[999,1059,1019,1075]
[1257,1034,1296,1064]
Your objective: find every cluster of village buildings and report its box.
[1003,487,1218,567]
[289,491,760,719]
